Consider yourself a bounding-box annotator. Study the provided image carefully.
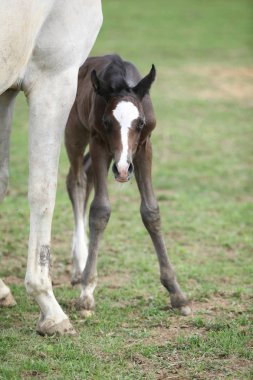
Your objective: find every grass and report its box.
[0,0,253,379]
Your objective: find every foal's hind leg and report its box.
[134,139,191,316]
[66,151,93,285]
[0,90,18,307]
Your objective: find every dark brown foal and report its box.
[65,54,191,316]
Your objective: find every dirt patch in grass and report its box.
[192,293,251,316]
[0,252,26,273]
[159,65,253,105]
[152,355,253,380]
[188,66,253,103]
[146,322,206,346]
[128,351,188,380]
[22,370,48,379]
[143,306,207,347]
[100,271,131,289]
[204,357,253,380]
[51,265,131,291]
[51,263,72,287]
[191,294,232,314]
[4,275,24,286]
[145,293,251,346]
[133,293,253,380]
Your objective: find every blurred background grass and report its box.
[93,0,253,67]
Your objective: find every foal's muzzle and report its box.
[112,162,134,183]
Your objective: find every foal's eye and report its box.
[103,119,113,131]
[137,118,145,131]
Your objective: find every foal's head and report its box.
[91,64,156,182]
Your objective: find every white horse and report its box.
[0,0,102,335]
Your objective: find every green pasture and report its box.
[0,0,253,379]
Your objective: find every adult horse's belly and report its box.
[0,0,53,94]
[0,0,102,94]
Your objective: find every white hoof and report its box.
[0,292,17,307]
[36,318,77,336]
[80,309,94,318]
[180,305,192,316]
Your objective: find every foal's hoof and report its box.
[36,318,77,336]
[80,309,94,318]
[71,274,82,286]
[76,296,95,317]
[0,292,17,308]
[170,293,191,316]
[179,305,192,316]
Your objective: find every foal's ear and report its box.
[91,70,110,99]
[132,64,156,100]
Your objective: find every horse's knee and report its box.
[0,167,9,202]
[140,203,161,233]
[89,200,111,231]
[25,271,52,297]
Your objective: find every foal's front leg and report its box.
[134,140,191,316]
[78,138,111,315]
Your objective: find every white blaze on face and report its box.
[112,101,139,173]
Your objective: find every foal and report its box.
[65,55,191,316]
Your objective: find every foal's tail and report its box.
[83,152,92,174]
[82,152,94,205]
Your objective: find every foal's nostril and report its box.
[128,162,134,175]
[112,162,119,177]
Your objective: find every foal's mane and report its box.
[100,55,130,97]
[91,55,156,103]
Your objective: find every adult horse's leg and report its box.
[134,139,191,316]
[0,279,16,308]
[24,68,79,335]
[78,139,111,315]
[0,89,18,307]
